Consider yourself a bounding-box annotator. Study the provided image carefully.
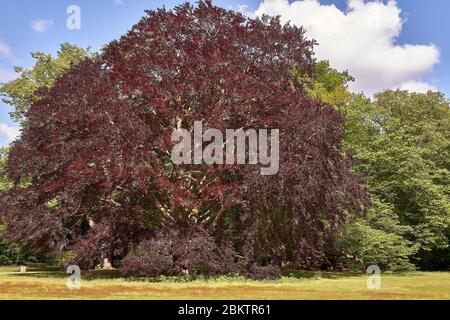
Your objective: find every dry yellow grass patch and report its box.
[0,266,449,300]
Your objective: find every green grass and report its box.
[0,266,449,300]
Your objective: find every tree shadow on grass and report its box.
[282,269,366,280]
[7,265,422,283]
[10,266,123,280]
[282,269,425,280]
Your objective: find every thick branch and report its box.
[155,199,175,222]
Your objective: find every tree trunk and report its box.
[88,217,114,270]
[102,258,113,270]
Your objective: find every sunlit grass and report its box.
[0,266,448,300]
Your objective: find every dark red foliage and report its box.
[247,264,282,280]
[0,1,368,274]
[121,223,240,278]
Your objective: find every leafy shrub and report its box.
[121,223,241,278]
[65,238,103,270]
[121,223,283,279]
[246,264,282,280]
[0,240,17,265]
[0,239,41,266]
[340,222,418,271]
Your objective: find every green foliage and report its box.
[358,91,450,253]
[0,239,27,266]
[295,61,379,153]
[340,198,419,271]
[294,60,354,108]
[0,43,90,125]
[0,241,16,265]
[418,227,450,270]
[1,149,14,265]
[302,60,450,270]
[0,147,10,190]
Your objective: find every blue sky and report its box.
[0,0,449,146]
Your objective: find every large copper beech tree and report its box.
[0,1,368,274]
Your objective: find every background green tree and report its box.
[361,91,450,265]
[0,43,90,126]
[0,147,10,190]
[301,61,449,271]
[0,147,17,265]
[339,197,418,271]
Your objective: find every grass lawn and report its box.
[0,266,449,300]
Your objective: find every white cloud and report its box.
[399,80,437,93]
[0,123,20,143]
[31,19,54,33]
[254,0,440,95]
[236,5,255,17]
[0,41,11,58]
[0,67,17,83]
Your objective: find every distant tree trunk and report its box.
[102,257,113,270]
[88,217,113,270]
[100,243,114,270]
